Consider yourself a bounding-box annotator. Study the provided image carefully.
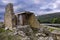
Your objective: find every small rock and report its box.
[38,37,45,40]
[36,33,46,37]
[17,31,25,37]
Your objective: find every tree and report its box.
[52,18,57,24]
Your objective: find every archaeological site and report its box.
[4,3,40,30]
[0,3,60,40]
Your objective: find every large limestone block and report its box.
[28,13,40,28]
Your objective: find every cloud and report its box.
[1,0,60,15]
[13,3,29,12]
[33,0,40,4]
[36,0,60,15]
[2,0,17,4]
[14,4,23,12]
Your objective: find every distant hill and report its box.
[37,12,60,23]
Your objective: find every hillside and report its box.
[37,12,60,23]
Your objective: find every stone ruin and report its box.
[3,3,60,40]
[4,3,40,30]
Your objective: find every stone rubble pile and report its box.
[6,25,59,40]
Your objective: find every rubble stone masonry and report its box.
[4,3,14,30]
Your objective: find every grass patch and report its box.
[48,28,55,32]
[0,28,5,33]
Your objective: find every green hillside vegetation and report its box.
[37,12,60,23]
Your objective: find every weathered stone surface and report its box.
[28,13,40,28]
[17,14,23,25]
[15,12,41,29]
[4,3,15,30]
[51,30,60,35]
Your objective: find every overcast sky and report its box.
[0,0,60,22]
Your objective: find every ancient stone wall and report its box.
[17,13,28,26]
[28,13,40,28]
[4,3,15,30]
[17,12,40,28]
[13,15,17,27]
